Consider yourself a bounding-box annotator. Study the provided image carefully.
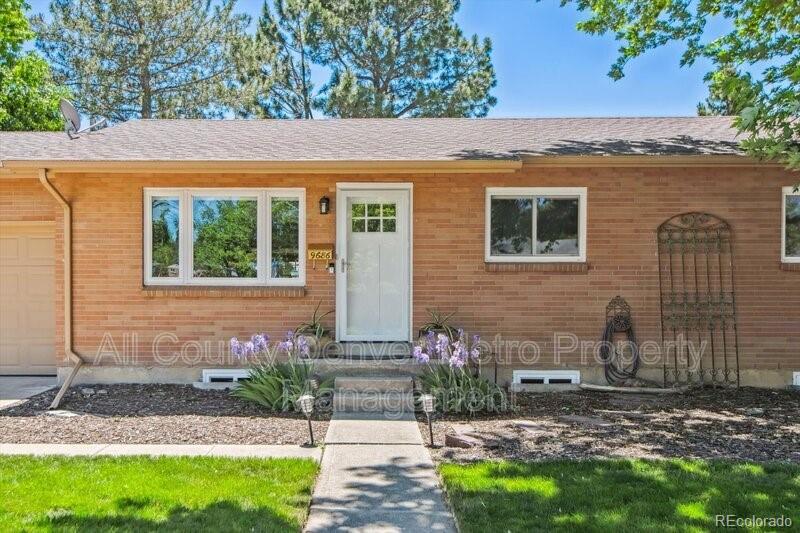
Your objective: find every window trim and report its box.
[485,187,587,263]
[783,186,800,264]
[143,188,306,287]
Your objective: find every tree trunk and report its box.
[141,65,152,119]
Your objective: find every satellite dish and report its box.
[60,99,81,131]
[59,99,107,139]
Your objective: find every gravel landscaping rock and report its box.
[0,384,330,445]
[421,387,800,464]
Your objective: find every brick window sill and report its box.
[484,262,590,273]
[780,262,800,272]
[142,286,306,298]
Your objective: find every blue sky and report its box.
[24,0,715,117]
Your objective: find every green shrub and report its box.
[233,362,332,412]
[418,365,508,415]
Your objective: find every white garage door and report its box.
[0,222,56,375]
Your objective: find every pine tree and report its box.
[33,0,250,121]
[312,0,496,118]
[241,0,316,118]
[241,0,496,119]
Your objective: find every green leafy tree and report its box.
[0,0,69,130]
[193,200,258,278]
[787,196,800,257]
[33,0,250,121]
[697,67,760,117]
[240,0,316,118]
[271,198,300,277]
[151,199,180,277]
[552,0,799,169]
[312,0,496,117]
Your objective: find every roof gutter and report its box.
[38,169,86,409]
[5,159,524,174]
[519,154,772,167]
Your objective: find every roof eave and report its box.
[519,154,770,167]
[0,158,523,175]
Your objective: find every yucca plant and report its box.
[419,308,459,340]
[295,301,333,340]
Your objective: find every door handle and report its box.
[340,257,348,272]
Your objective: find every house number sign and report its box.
[308,245,334,261]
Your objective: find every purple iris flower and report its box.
[243,341,255,357]
[230,337,243,359]
[425,331,436,354]
[436,334,450,358]
[251,333,269,354]
[296,335,310,358]
[413,345,430,364]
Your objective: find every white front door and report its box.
[336,186,411,341]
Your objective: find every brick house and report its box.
[1,118,798,396]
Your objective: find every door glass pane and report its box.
[192,197,257,278]
[271,198,300,278]
[786,194,800,257]
[150,197,179,278]
[490,197,533,255]
[536,197,579,255]
[382,219,396,232]
[352,218,365,232]
[352,203,365,217]
[367,219,381,232]
[382,204,396,217]
[367,204,381,217]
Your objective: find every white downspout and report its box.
[38,169,86,409]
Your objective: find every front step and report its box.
[334,376,413,393]
[333,390,415,413]
[333,376,415,413]
[319,342,413,360]
[313,358,427,379]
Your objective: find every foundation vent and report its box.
[201,369,249,383]
[512,370,581,386]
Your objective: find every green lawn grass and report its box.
[0,456,318,532]
[439,459,799,533]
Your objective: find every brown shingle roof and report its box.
[0,117,742,164]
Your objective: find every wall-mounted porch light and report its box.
[319,196,330,214]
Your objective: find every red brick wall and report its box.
[0,178,56,222]
[0,178,65,361]
[3,166,798,375]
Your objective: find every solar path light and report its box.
[420,394,435,446]
[297,394,315,446]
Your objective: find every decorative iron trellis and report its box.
[657,213,740,386]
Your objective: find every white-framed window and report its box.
[143,188,305,286]
[485,187,587,263]
[783,186,799,263]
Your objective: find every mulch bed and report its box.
[420,387,800,464]
[0,384,329,445]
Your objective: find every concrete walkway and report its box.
[0,376,56,409]
[0,443,322,461]
[305,412,456,532]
